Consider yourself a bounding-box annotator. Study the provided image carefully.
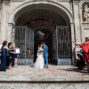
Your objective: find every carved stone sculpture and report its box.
[83,5,89,22]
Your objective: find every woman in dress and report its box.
[13,46,18,67]
[14,53,18,67]
[34,43,44,69]
[8,42,16,69]
[0,41,8,71]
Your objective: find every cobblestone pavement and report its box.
[0,65,89,81]
[0,83,89,89]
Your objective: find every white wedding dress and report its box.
[34,47,44,69]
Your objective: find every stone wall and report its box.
[0,0,73,41]
[0,0,89,64]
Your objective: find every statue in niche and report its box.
[83,4,89,22]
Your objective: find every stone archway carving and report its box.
[9,0,73,24]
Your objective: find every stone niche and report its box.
[82,2,89,22]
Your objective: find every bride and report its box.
[34,43,44,69]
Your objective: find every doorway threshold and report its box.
[58,58,71,65]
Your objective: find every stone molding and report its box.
[8,0,73,24]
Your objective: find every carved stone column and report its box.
[7,23,13,42]
[82,2,89,42]
[73,1,81,43]
[1,2,8,42]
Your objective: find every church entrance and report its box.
[12,25,71,65]
[12,5,72,65]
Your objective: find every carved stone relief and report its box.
[83,3,89,22]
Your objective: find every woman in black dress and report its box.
[0,41,8,71]
[8,42,16,69]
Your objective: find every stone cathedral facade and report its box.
[0,0,89,65]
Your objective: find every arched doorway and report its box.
[12,3,72,65]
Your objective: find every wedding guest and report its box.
[8,42,16,69]
[0,41,8,71]
[6,49,10,68]
[74,37,89,72]
[14,46,18,67]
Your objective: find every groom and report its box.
[42,42,48,68]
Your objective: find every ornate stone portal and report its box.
[0,0,89,65]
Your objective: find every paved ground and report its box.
[0,65,89,81]
[0,83,89,89]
